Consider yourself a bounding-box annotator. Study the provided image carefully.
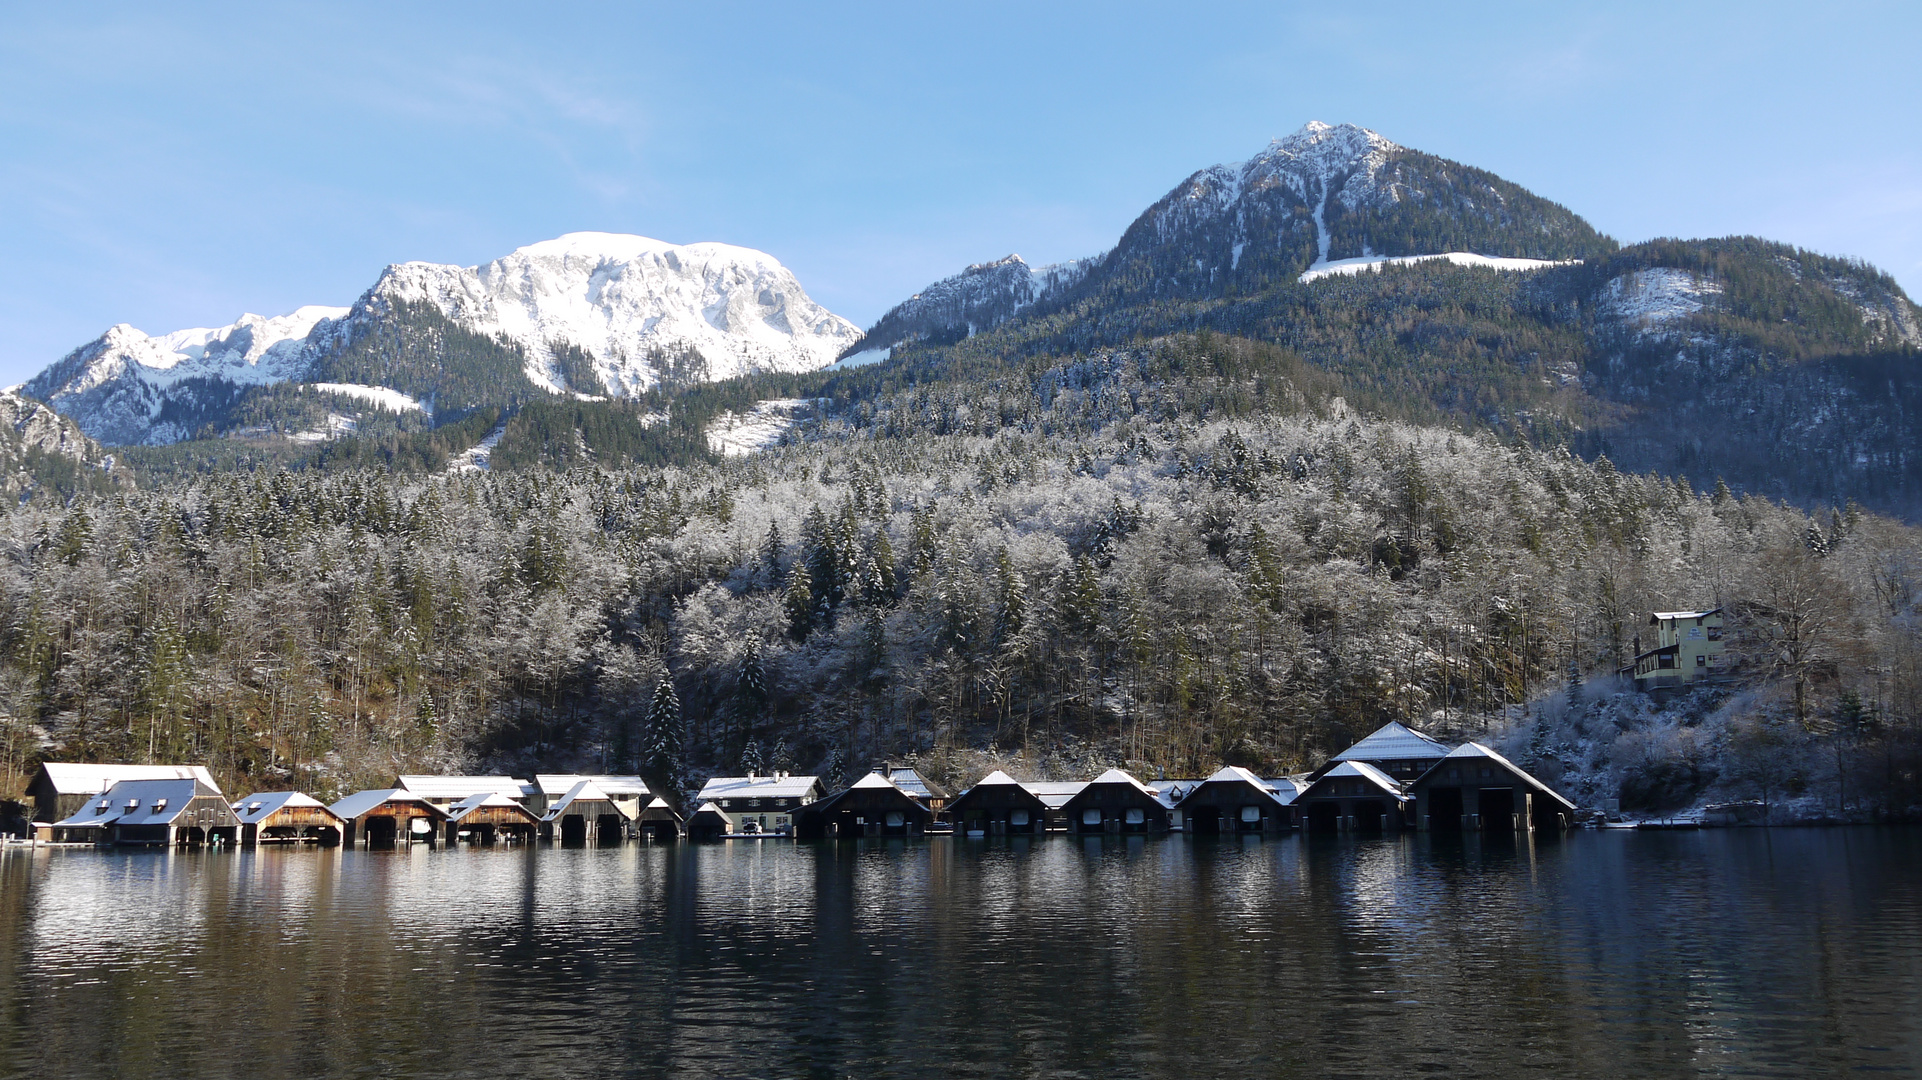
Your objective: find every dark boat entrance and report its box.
[364,816,399,847]
[1427,787,1464,831]
[1307,802,1340,833]
[1479,788,1516,830]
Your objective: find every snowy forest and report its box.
[3,334,1920,820]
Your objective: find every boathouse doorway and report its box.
[1479,788,1516,830]
[364,816,399,847]
[1307,802,1340,832]
[1188,806,1224,835]
[1427,787,1464,831]
[559,814,587,845]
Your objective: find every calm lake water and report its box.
[2,829,1919,1080]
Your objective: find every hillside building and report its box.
[1624,608,1726,690]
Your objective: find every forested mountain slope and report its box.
[4,336,1918,822]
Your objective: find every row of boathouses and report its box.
[20,722,1577,848]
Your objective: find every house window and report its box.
[1659,655,1675,669]
[1707,627,1722,641]
[1697,654,1707,667]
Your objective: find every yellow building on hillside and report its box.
[1625,608,1725,690]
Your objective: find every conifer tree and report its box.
[642,675,684,795]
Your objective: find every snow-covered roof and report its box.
[83,778,226,828]
[1176,766,1296,808]
[850,771,902,791]
[639,797,683,820]
[541,781,633,822]
[329,788,439,821]
[534,774,649,798]
[55,794,127,828]
[447,791,535,823]
[696,774,821,800]
[1331,722,1452,763]
[886,767,948,800]
[690,801,729,820]
[1021,782,1088,808]
[1429,743,1578,810]
[974,769,1020,786]
[37,762,220,797]
[232,791,336,826]
[1651,609,1721,622]
[1311,760,1407,797]
[396,775,531,801]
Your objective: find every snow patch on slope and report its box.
[704,398,820,457]
[1301,252,1575,283]
[1596,268,1723,329]
[309,383,429,415]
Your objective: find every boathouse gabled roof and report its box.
[1651,608,1721,623]
[1178,767,1299,808]
[697,774,822,801]
[885,767,949,802]
[396,775,532,802]
[37,762,220,797]
[1310,760,1407,798]
[446,791,536,823]
[540,781,631,822]
[1020,782,1088,808]
[534,774,650,798]
[93,778,229,828]
[232,791,336,826]
[1331,722,1452,764]
[1424,743,1578,811]
[328,788,442,821]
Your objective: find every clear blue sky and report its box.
[2,2,1918,385]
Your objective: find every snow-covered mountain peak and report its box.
[370,231,861,395]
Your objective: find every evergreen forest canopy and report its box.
[4,335,1921,823]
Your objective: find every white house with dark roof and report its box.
[695,773,822,834]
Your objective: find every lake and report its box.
[2,829,1919,1079]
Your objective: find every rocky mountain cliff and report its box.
[27,233,860,445]
[0,388,124,499]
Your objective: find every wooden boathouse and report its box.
[885,766,951,815]
[1059,769,1170,834]
[538,780,633,844]
[1175,766,1296,834]
[1293,761,1411,832]
[445,792,542,844]
[233,792,344,845]
[796,772,935,838]
[51,777,239,846]
[687,801,732,840]
[946,770,1049,836]
[530,774,650,817]
[396,775,534,810]
[1411,742,1578,831]
[636,797,685,841]
[30,763,220,830]
[328,789,448,847]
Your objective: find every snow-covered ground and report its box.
[704,398,820,456]
[831,345,891,368]
[448,416,510,472]
[1595,267,1722,328]
[1300,251,1575,283]
[309,382,430,415]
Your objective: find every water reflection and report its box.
[2,830,1920,1079]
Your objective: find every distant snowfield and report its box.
[1300,252,1576,283]
[448,416,510,473]
[309,382,429,414]
[1596,267,1722,328]
[831,346,891,368]
[704,398,820,457]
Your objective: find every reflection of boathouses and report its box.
[23,719,1577,851]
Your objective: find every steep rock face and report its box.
[27,233,860,445]
[0,389,123,499]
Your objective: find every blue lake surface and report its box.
[2,828,1919,1079]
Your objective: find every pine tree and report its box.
[759,522,785,588]
[642,675,684,794]
[740,738,765,776]
[784,564,815,642]
[821,745,847,791]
